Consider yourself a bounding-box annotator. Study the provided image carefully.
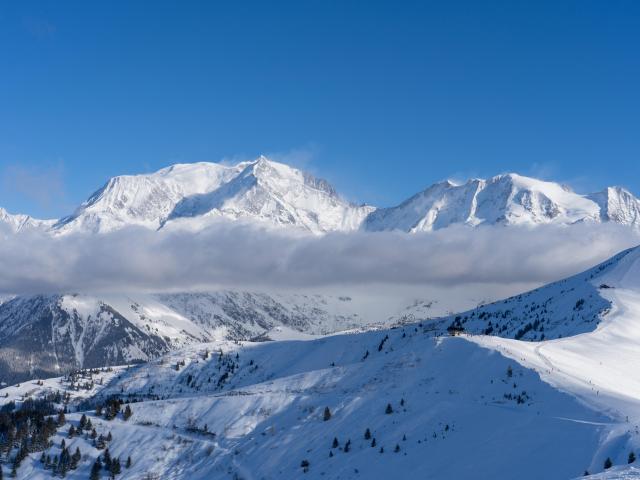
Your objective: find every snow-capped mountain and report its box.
[0,207,55,235]
[4,159,640,235]
[364,173,640,232]
[0,290,440,384]
[6,246,640,479]
[53,161,251,234]
[164,157,374,233]
[52,157,373,235]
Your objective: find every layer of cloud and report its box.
[0,222,637,297]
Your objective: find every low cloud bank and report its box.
[0,222,638,295]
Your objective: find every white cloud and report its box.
[0,222,637,298]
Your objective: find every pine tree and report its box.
[394,444,400,453]
[123,405,133,421]
[371,438,376,448]
[103,448,112,469]
[379,447,384,454]
[344,439,351,453]
[300,459,310,473]
[90,459,101,480]
[329,450,333,458]
[629,451,636,464]
[110,457,121,476]
[323,407,331,421]
[364,428,371,440]
[604,457,613,469]
[126,456,132,468]
[57,410,66,426]
[385,403,393,414]
[106,431,112,442]
[332,437,339,449]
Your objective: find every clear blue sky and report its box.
[1,1,639,218]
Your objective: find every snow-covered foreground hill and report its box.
[1,333,613,479]
[5,246,640,478]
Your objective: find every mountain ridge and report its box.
[2,159,640,235]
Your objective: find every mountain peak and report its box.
[3,162,640,235]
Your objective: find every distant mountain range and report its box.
[2,156,640,235]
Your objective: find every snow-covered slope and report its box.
[2,332,613,480]
[164,157,374,233]
[0,294,208,384]
[430,248,632,341]
[52,162,249,234]
[364,173,640,232]
[469,246,640,421]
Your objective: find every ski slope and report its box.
[469,247,640,473]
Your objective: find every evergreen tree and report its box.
[106,431,112,442]
[604,457,613,469]
[126,456,132,468]
[103,448,112,469]
[57,410,66,426]
[71,447,81,469]
[90,459,101,480]
[385,403,393,414]
[332,437,339,449]
[344,439,351,453]
[329,450,333,458]
[629,451,636,464]
[323,407,331,421]
[364,428,371,440]
[379,447,384,454]
[394,444,400,453]
[123,405,133,421]
[300,459,310,473]
[110,457,121,476]
[371,438,376,448]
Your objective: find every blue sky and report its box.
[1,1,639,218]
